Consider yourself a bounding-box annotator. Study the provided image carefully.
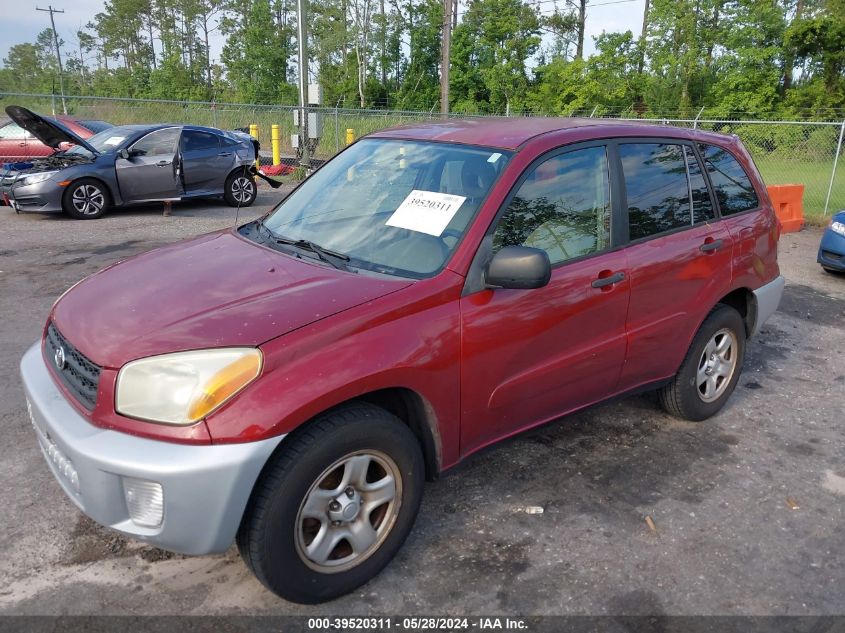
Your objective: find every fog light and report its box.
[122,477,164,528]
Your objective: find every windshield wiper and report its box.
[274,234,353,272]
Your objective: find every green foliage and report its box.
[0,0,843,117]
[450,0,541,113]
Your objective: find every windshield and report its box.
[260,139,511,278]
[64,126,136,156]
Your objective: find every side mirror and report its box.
[485,246,551,290]
[118,148,130,160]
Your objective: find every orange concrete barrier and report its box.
[766,184,805,233]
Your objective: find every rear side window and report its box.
[685,146,715,223]
[620,143,691,240]
[698,143,759,215]
[182,130,219,152]
[493,146,611,265]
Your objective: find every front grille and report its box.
[44,323,101,410]
[822,250,843,262]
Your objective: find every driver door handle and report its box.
[156,160,171,167]
[218,151,232,157]
[591,271,625,288]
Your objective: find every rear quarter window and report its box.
[698,143,759,215]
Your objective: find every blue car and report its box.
[818,210,845,273]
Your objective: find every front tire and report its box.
[224,169,257,207]
[659,304,746,421]
[237,403,424,604]
[62,178,110,219]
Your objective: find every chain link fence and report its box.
[2,92,843,221]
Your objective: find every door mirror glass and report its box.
[485,246,551,290]
[118,148,130,160]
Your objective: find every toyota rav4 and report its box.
[21,118,784,603]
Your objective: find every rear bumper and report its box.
[20,343,285,555]
[751,275,785,337]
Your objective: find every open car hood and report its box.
[4,105,98,154]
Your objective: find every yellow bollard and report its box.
[249,124,259,169]
[271,124,281,166]
[346,128,355,145]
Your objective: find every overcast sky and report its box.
[0,0,646,81]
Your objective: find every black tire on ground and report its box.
[223,169,257,207]
[236,403,425,604]
[658,304,747,422]
[61,178,111,219]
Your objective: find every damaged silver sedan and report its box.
[1,106,265,219]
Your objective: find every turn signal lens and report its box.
[187,353,263,421]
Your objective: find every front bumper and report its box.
[20,343,285,555]
[817,228,845,272]
[750,275,785,337]
[2,180,64,212]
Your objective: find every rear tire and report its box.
[237,403,424,604]
[61,178,110,219]
[659,304,746,421]
[224,169,257,207]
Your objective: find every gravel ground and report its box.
[0,197,843,616]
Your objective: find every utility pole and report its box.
[440,0,452,115]
[37,5,67,115]
[575,0,586,60]
[296,0,310,169]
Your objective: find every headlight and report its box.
[830,221,845,237]
[18,171,58,187]
[116,348,262,425]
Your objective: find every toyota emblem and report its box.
[54,346,66,371]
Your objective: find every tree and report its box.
[450,0,540,113]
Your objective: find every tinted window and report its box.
[493,146,611,265]
[698,143,759,215]
[620,143,691,240]
[182,130,219,152]
[685,146,715,223]
[131,127,181,156]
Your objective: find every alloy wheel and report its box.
[231,176,254,203]
[295,450,402,574]
[71,184,105,215]
[696,328,738,403]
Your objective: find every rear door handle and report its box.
[218,151,232,157]
[700,239,724,253]
[156,160,171,167]
[591,271,625,288]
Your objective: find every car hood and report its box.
[5,105,97,154]
[50,231,412,368]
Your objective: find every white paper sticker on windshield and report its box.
[103,136,125,146]
[386,190,466,237]
[488,152,502,163]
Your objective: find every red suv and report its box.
[20,119,783,603]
